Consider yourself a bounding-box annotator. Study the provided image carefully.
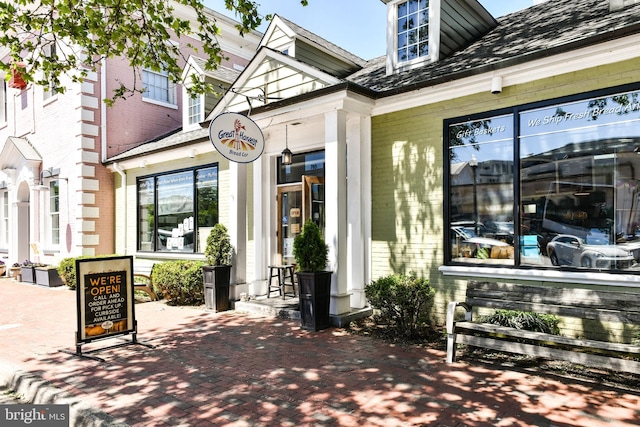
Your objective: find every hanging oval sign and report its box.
[208,112,265,163]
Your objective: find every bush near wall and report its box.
[58,255,118,290]
[365,273,436,339]
[152,260,205,306]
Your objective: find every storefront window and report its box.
[448,114,514,264]
[447,86,640,272]
[137,165,218,253]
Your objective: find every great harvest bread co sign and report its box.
[209,112,265,163]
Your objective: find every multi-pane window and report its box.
[137,165,218,253]
[142,68,176,105]
[188,95,201,125]
[397,0,429,63]
[0,80,6,124]
[2,191,8,246]
[50,180,59,245]
[446,85,640,273]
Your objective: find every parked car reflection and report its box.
[546,234,635,269]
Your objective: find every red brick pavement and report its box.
[0,278,639,426]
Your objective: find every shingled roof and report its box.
[348,0,640,96]
[275,15,367,69]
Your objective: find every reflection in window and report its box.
[520,91,640,270]
[397,0,429,63]
[137,165,218,253]
[142,68,176,105]
[277,150,325,184]
[188,95,201,125]
[447,87,640,272]
[448,115,514,265]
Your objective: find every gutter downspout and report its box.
[112,162,127,254]
[101,57,107,163]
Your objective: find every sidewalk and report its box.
[0,277,638,427]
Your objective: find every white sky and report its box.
[205,0,536,59]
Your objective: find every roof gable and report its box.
[260,15,365,77]
[0,137,41,172]
[206,46,342,119]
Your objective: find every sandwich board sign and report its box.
[65,256,152,360]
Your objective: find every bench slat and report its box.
[465,298,640,324]
[454,321,640,355]
[457,334,640,375]
[467,281,640,314]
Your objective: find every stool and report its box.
[267,265,296,299]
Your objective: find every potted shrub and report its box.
[35,265,64,287]
[293,218,332,331]
[202,223,233,312]
[21,260,36,283]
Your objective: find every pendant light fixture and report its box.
[282,125,292,165]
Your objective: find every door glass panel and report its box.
[303,175,325,231]
[278,186,302,265]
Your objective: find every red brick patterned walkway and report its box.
[0,278,638,426]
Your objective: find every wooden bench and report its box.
[133,273,158,301]
[446,281,640,374]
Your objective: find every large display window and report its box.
[137,165,218,253]
[446,85,640,272]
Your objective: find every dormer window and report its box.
[397,0,429,63]
[187,94,202,126]
[385,0,497,76]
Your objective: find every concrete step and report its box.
[233,297,301,320]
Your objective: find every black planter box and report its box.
[297,271,332,331]
[202,265,231,312]
[35,268,63,287]
[21,266,35,283]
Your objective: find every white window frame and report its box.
[184,92,203,129]
[386,0,436,75]
[142,68,177,107]
[49,180,60,246]
[0,80,6,126]
[1,191,8,248]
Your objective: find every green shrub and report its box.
[479,309,560,334]
[205,223,233,266]
[58,257,78,289]
[365,273,436,339]
[58,255,116,290]
[293,219,328,272]
[152,260,205,306]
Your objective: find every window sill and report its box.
[142,97,178,109]
[439,265,640,289]
[43,94,58,106]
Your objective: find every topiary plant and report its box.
[204,223,233,266]
[293,219,329,272]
